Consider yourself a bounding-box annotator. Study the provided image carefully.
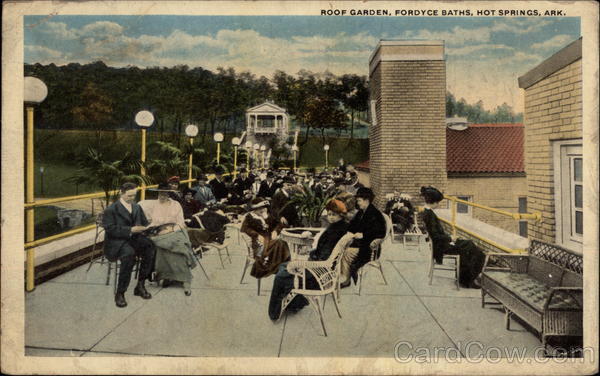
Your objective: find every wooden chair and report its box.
[280,233,355,336]
[426,239,460,290]
[224,213,246,244]
[392,211,425,251]
[239,232,262,296]
[356,215,390,296]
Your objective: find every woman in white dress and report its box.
[144,183,197,296]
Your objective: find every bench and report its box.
[481,240,583,348]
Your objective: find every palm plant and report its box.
[145,141,204,183]
[286,183,336,227]
[66,147,149,207]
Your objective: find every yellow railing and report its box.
[437,196,542,254]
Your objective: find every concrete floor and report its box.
[25,230,543,358]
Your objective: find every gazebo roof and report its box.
[246,101,288,114]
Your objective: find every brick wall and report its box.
[369,50,447,209]
[446,175,527,234]
[522,59,582,243]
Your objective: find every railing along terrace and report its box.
[436,196,542,254]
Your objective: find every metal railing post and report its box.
[450,197,457,238]
[26,106,36,291]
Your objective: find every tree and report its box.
[71,82,116,146]
[303,96,347,144]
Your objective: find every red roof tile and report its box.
[356,123,525,174]
[446,123,524,173]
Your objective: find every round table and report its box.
[280,227,324,259]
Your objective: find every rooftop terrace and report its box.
[26,226,543,359]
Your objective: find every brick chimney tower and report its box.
[368,40,447,207]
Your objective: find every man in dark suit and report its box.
[102,182,156,307]
[194,174,216,206]
[232,168,253,197]
[209,166,229,201]
[344,187,387,287]
[269,175,301,231]
[257,171,277,198]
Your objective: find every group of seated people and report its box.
[102,164,485,312]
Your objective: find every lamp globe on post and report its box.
[185,124,199,188]
[135,110,154,200]
[245,141,253,171]
[323,144,330,171]
[213,132,224,165]
[24,76,48,292]
[291,145,299,173]
[260,145,267,170]
[231,137,241,179]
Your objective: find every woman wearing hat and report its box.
[268,199,350,320]
[419,186,486,288]
[241,198,291,279]
[143,183,197,296]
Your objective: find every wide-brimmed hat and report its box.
[420,186,444,203]
[355,187,375,202]
[150,182,177,192]
[214,165,225,175]
[250,197,270,210]
[325,198,347,215]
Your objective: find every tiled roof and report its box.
[446,123,524,173]
[356,123,525,174]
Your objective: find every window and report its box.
[456,196,471,215]
[553,141,583,251]
[518,197,528,237]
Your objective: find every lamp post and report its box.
[245,141,253,171]
[185,124,199,188]
[24,76,48,292]
[214,132,224,164]
[232,137,241,179]
[253,143,260,169]
[135,110,154,200]
[324,144,330,171]
[39,166,45,196]
[260,145,266,170]
[291,145,299,173]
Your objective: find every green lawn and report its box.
[33,162,98,198]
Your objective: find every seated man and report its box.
[194,174,216,206]
[341,187,387,287]
[102,182,156,308]
[384,192,415,235]
[209,166,229,202]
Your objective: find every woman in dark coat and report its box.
[343,187,387,287]
[241,198,291,279]
[268,199,350,320]
[419,186,486,288]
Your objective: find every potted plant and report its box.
[285,183,336,227]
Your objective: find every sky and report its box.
[24,15,580,113]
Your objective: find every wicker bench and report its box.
[481,240,583,348]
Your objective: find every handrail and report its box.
[444,196,541,221]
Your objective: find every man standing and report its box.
[194,174,216,206]
[209,166,229,202]
[102,182,156,308]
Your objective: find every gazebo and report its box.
[246,101,289,145]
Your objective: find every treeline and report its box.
[24,62,369,149]
[446,92,523,123]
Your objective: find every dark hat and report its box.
[266,171,275,178]
[150,182,176,192]
[250,197,269,210]
[282,176,296,184]
[214,165,225,174]
[325,198,347,215]
[420,186,444,203]
[183,187,196,196]
[355,187,375,202]
[240,168,247,173]
[197,174,208,182]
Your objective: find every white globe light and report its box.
[324,144,330,151]
[260,145,266,151]
[214,132,224,142]
[135,110,154,127]
[185,124,199,137]
[24,76,48,103]
[245,141,253,148]
[253,144,260,150]
[232,137,240,146]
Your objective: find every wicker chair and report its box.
[239,232,262,296]
[191,212,232,269]
[356,215,390,296]
[280,233,355,336]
